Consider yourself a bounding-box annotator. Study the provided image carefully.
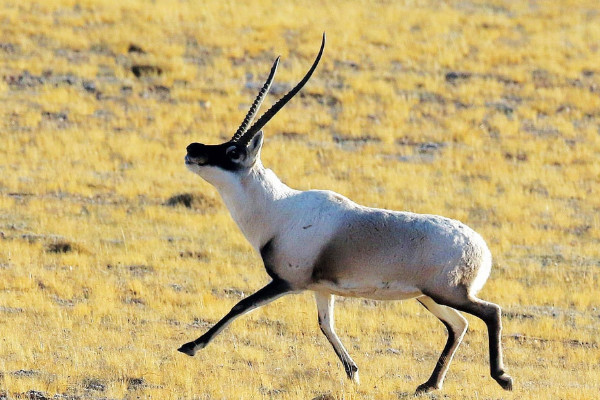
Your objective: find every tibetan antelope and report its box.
[178,34,513,393]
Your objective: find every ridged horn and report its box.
[236,32,326,146]
[231,56,280,143]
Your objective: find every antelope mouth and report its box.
[184,154,206,166]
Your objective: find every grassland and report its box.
[1,0,599,399]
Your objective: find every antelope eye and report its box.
[226,146,244,162]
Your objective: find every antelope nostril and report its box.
[186,142,204,155]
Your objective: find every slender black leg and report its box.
[178,279,291,356]
[424,292,513,391]
[415,296,468,393]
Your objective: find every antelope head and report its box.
[185,34,326,185]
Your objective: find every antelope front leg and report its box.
[178,279,291,356]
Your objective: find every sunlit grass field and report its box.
[1,0,599,398]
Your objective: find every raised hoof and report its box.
[345,365,360,384]
[350,370,360,385]
[493,373,513,391]
[415,382,439,395]
[177,341,198,356]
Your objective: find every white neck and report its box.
[215,160,297,250]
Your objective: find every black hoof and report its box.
[415,381,438,394]
[347,370,360,384]
[177,341,197,356]
[344,364,360,384]
[493,373,513,391]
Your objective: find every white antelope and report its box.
[178,34,513,393]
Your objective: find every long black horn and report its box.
[231,56,280,143]
[237,33,326,146]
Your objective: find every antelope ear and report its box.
[246,130,264,163]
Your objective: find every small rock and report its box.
[41,111,68,122]
[128,44,145,54]
[165,193,194,208]
[13,369,38,377]
[0,42,17,53]
[445,71,472,83]
[127,264,154,276]
[417,142,445,154]
[127,377,146,390]
[169,283,183,292]
[25,390,49,400]
[131,64,162,78]
[83,378,106,392]
[312,394,336,400]
[82,80,96,93]
[46,241,72,253]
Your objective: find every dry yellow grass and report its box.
[1,0,599,399]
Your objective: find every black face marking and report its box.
[260,238,283,282]
[186,141,247,172]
